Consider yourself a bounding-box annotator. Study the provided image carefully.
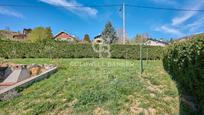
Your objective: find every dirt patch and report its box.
[68,98,78,106]
[129,101,157,115]
[130,101,143,114]
[150,93,156,98]
[163,96,174,102]
[57,108,73,115]
[93,107,109,115]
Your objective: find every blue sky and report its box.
[0,0,204,40]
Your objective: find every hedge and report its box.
[0,40,164,59]
[163,35,204,113]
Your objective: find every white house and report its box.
[93,35,104,44]
[144,39,168,47]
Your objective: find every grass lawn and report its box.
[0,58,179,115]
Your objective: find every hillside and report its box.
[0,58,179,115]
[177,32,204,42]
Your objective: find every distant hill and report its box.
[177,33,204,42]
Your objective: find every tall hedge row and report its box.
[0,41,163,59]
[163,35,204,113]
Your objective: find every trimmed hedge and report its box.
[0,40,163,59]
[163,35,204,113]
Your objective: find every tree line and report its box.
[0,21,169,44]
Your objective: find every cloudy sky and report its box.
[0,0,204,40]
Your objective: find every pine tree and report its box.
[101,21,118,44]
[83,34,91,43]
[170,38,174,43]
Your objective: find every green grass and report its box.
[0,58,179,115]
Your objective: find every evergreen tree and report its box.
[169,38,174,43]
[101,21,118,44]
[83,34,91,43]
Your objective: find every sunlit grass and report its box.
[0,58,179,115]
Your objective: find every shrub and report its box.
[163,35,204,113]
[0,40,163,59]
[27,27,53,43]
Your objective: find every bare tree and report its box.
[116,28,129,44]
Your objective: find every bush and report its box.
[27,27,53,43]
[163,35,204,113]
[0,40,163,59]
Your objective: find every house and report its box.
[12,28,32,41]
[93,35,104,44]
[23,28,32,35]
[0,30,19,40]
[13,34,27,40]
[54,31,76,42]
[144,39,168,47]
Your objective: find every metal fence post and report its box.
[140,43,144,75]
[146,48,149,64]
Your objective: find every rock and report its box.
[30,66,41,76]
[0,63,8,68]
[40,66,46,73]
[0,66,12,82]
[0,67,30,85]
[4,67,12,78]
[44,64,55,70]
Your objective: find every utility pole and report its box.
[122,1,126,44]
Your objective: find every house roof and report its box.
[147,39,169,45]
[54,31,78,39]
[94,35,102,39]
[54,31,71,38]
[53,31,81,42]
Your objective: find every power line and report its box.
[0,4,121,8]
[0,3,204,12]
[126,4,204,12]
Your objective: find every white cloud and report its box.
[154,1,204,38]
[151,0,177,5]
[39,0,98,17]
[185,17,204,32]
[172,1,204,26]
[156,25,184,37]
[0,7,23,18]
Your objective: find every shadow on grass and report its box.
[177,87,199,115]
[166,75,203,115]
